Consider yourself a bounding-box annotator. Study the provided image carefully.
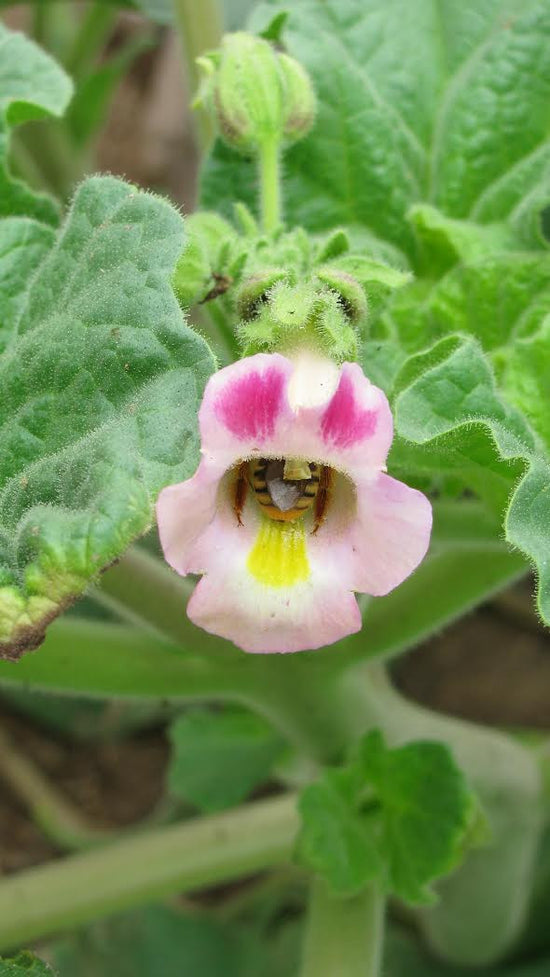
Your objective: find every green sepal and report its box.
[237,279,358,361]
[314,229,350,263]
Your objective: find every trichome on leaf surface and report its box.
[0,2,549,976]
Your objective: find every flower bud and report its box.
[195,32,316,153]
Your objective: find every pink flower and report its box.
[156,353,432,654]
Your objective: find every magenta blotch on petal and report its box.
[321,366,378,448]
[214,363,286,441]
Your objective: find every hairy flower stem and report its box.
[0,793,298,952]
[259,135,282,232]
[172,0,223,153]
[300,879,385,977]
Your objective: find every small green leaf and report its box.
[297,766,384,895]
[0,175,214,659]
[359,732,479,904]
[0,22,73,224]
[168,708,285,812]
[0,954,56,976]
[297,730,477,902]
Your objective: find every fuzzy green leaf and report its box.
[382,250,550,355]
[501,315,550,448]
[297,730,477,902]
[408,204,520,276]
[393,336,550,623]
[0,954,56,976]
[0,175,214,660]
[0,217,55,353]
[0,22,72,224]
[168,709,285,813]
[431,4,550,219]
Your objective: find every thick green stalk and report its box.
[258,135,282,233]
[300,879,385,977]
[0,793,298,952]
[66,2,117,79]
[172,0,223,153]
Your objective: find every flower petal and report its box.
[186,510,362,653]
[195,352,393,474]
[317,363,393,471]
[156,460,222,576]
[200,353,294,465]
[345,472,433,596]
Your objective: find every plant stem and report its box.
[259,136,282,233]
[0,793,298,952]
[300,879,385,977]
[32,1,48,45]
[0,725,112,851]
[66,2,117,79]
[172,0,223,154]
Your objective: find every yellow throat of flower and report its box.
[247,519,310,588]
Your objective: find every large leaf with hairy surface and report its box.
[0,22,72,225]
[392,336,550,624]
[0,176,214,660]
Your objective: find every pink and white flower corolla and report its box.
[156,352,432,654]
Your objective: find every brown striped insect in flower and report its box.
[233,457,331,533]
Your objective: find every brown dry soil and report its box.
[0,716,167,873]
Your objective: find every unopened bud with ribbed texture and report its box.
[195,32,316,154]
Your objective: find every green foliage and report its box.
[52,905,241,977]
[385,928,550,977]
[0,0,173,24]
[0,955,56,976]
[0,22,72,224]
[167,708,285,812]
[66,34,153,147]
[0,176,214,659]
[297,730,478,902]
[203,0,550,263]
[391,336,550,621]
